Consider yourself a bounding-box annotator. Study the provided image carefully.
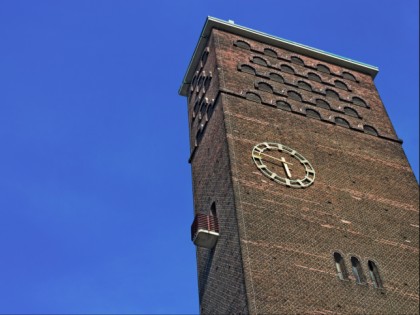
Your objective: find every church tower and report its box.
[179,17,419,314]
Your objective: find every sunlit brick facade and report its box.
[179,17,419,314]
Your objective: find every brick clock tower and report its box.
[179,17,419,314]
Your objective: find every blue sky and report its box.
[0,0,418,314]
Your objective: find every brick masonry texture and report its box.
[184,28,419,314]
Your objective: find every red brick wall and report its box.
[185,28,419,314]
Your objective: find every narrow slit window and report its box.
[333,252,349,280]
[210,202,217,217]
[351,256,366,284]
[368,260,383,289]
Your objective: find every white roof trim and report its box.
[179,16,379,96]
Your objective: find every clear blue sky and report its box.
[0,1,418,314]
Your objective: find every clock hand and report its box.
[257,152,293,165]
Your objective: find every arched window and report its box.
[315,99,331,110]
[207,102,215,120]
[306,109,321,120]
[246,92,262,103]
[298,81,312,91]
[193,100,200,118]
[210,202,217,217]
[235,40,251,50]
[333,252,349,280]
[344,107,359,118]
[317,64,331,74]
[240,64,256,75]
[335,117,350,128]
[287,91,302,101]
[335,80,349,90]
[196,123,206,144]
[257,82,273,93]
[269,72,284,83]
[368,260,383,289]
[281,64,295,74]
[364,125,378,136]
[291,56,304,65]
[350,256,366,284]
[264,48,277,58]
[276,100,292,111]
[326,89,340,100]
[308,72,322,82]
[253,56,268,67]
[352,96,368,108]
[343,72,357,81]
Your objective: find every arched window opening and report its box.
[315,99,331,110]
[276,101,292,111]
[333,252,349,280]
[343,72,357,81]
[351,256,366,284]
[240,64,256,75]
[317,64,331,74]
[308,72,322,83]
[335,117,350,128]
[210,202,217,217]
[291,56,304,66]
[364,125,378,136]
[246,92,262,103]
[344,107,359,118]
[269,72,284,83]
[335,80,349,90]
[264,48,277,58]
[257,82,273,93]
[368,260,383,289]
[235,40,251,50]
[253,57,268,67]
[193,100,200,118]
[287,91,302,101]
[352,96,368,108]
[201,47,210,65]
[306,109,321,120]
[207,103,215,120]
[326,89,340,100]
[281,64,295,74]
[298,81,312,91]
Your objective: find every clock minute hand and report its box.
[258,152,293,165]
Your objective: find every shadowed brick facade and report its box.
[179,17,419,314]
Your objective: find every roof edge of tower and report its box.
[179,16,379,96]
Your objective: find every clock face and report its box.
[252,142,315,188]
